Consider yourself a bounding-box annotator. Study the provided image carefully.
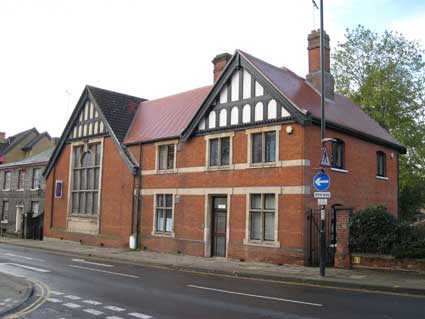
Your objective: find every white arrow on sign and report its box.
[314,178,329,187]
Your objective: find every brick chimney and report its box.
[306,29,334,100]
[0,132,5,144]
[212,53,232,83]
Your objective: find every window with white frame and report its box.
[209,137,230,167]
[249,194,276,242]
[18,170,26,190]
[70,142,102,216]
[377,151,386,177]
[32,168,41,189]
[157,144,175,171]
[1,201,8,221]
[251,131,276,164]
[155,194,173,233]
[3,171,11,190]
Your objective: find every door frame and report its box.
[204,194,230,258]
[15,205,24,233]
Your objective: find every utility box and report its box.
[129,234,137,250]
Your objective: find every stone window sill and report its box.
[206,165,233,172]
[156,169,177,174]
[331,167,348,173]
[376,176,389,180]
[243,239,280,248]
[151,231,175,238]
[249,162,278,169]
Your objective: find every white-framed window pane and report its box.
[165,194,173,207]
[264,194,275,210]
[165,209,173,232]
[167,145,175,169]
[250,211,261,240]
[264,212,275,241]
[156,209,164,232]
[250,194,261,209]
[209,139,219,167]
[251,133,263,163]
[221,137,230,166]
[265,132,276,162]
[158,145,167,170]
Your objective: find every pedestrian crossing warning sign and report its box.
[320,147,331,166]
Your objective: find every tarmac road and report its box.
[0,244,424,319]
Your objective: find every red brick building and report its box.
[44,31,405,265]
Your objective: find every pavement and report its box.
[1,236,425,296]
[0,271,33,317]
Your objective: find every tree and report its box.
[332,25,425,221]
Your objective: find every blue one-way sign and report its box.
[313,171,331,192]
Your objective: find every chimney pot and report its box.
[212,53,232,83]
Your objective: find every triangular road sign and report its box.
[320,147,331,166]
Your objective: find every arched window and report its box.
[332,139,345,169]
[242,104,251,123]
[219,109,227,127]
[376,151,386,177]
[230,106,239,125]
[255,102,263,121]
[268,100,277,119]
[208,111,216,129]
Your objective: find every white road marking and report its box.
[6,263,50,273]
[104,305,126,312]
[50,291,64,296]
[71,258,114,267]
[128,312,153,319]
[83,308,104,315]
[47,298,63,303]
[63,302,81,309]
[188,285,323,307]
[106,317,125,319]
[83,300,103,306]
[4,298,11,302]
[5,253,45,262]
[68,265,139,278]
[64,295,81,300]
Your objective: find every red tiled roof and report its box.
[240,50,403,148]
[125,86,212,144]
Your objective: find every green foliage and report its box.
[349,206,425,258]
[332,26,425,221]
[349,206,397,254]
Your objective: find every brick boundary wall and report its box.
[351,253,425,273]
[334,209,352,269]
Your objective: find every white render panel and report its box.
[243,70,251,99]
[83,124,88,136]
[219,86,228,104]
[242,104,251,123]
[78,125,82,137]
[281,106,290,118]
[73,127,77,139]
[95,110,99,118]
[219,109,227,127]
[230,106,239,125]
[99,121,104,133]
[268,99,277,119]
[88,123,93,136]
[231,71,239,102]
[198,118,206,130]
[255,81,264,96]
[89,102,94,119]
[94,121,99,135]
[84,103,89,121]
[208,111,216,128]
[254,102,263,121]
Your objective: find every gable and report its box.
[68,99,107,141]
[197,67,292,133]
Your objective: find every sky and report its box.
[1,0,424,138]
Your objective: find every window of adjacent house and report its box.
[1,201,8,221]
[18,170,26,189]
[377,151,386,177]
[32,168,41,189]
[158,144,175,171]
[251,131,276,164]
[155,194,173,233]
[209,137,230,167]
[31,201,39,215]
[332,139,345,169]
[3,171,11,190]
[249,194,275,242]
[71,143,102,216]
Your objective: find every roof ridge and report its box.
[141,85,212,105]
[86,85,145,101]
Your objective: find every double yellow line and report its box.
[5,278,50,319]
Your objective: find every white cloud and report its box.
[391,13,425,45]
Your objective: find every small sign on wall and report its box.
[55,180,63,198]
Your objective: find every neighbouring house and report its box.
[0,128,56,164]
[0,148,54,239]
[43,30,405,266]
